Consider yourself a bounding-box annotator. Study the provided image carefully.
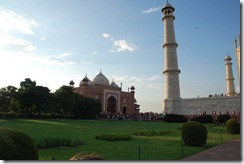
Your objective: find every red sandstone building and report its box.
[73,71,140,118]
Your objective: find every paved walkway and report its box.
[182,138,241,161]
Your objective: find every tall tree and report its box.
[54,86,75,117]
[18,78,51,117]
[0,86,18,115]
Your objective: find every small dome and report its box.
[225,54,232,61]
[110,80,119,88]
[69,80,75,86]
[162,3,175,12]
[80,74,92,86]
[92,71,109,86]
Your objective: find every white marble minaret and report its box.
[224,55,236,96]
[234,36,240,93]
[162,1,181,114]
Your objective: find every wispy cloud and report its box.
[0,9,37,35]
[111,74,163,90]
[102,33,110,39]
[141,7,161,14]
[111,40,137,52]
[81,61,93,64]
[0,8,76,67]
[40,37,46,41]
[103,33,137,53]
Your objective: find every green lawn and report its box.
[0,119,239,160]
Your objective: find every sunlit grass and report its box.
[0,119,240,160]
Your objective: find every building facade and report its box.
[73,71,140,118]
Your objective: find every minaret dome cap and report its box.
[162,3,175,12]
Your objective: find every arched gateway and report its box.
[107,96,117,114]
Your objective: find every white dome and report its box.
[80,75,92,86]
[92,71,109,85]
[110,81,119,88]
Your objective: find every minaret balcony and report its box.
[162,14,175,21]
[163,69,181,74]
[163,42,178,48]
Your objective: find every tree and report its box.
[0,86,19,115]
[54,86,75,117]
[18,78,51,117]
[54,85,102,119]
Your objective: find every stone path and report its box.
[182,138,241,161]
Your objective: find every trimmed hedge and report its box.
[0,128,39,160]
[163,114,187,123]
[34,137,84,149]
[95,133,132,141]
[181,121,207,147]
[191,115,213,123]
[217,114,231,124]
[132,130,175,137]
[226,119,240,134]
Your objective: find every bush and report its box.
[181,121,207,147]
[34,137,84,149]
[226,119,240,134]
[132,130,175,137]
[163,114,187,123]
[70,152,105,160]
[95,133,132,141]
[0,128,39,160]
[191,115,213,123]
[217,114,231,124]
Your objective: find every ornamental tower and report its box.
[162,2,181,100]
[234,35,240,93]
[161,1,181,114]
[224,55,236,96]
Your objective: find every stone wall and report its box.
[163,96,241,116]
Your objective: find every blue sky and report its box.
[0,0,241,113]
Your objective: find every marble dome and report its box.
[92,71,109,85]
[110,81,119,88]
[79,74,92,86]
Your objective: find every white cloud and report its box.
[0,33,36,53]
[111,74,162,90]
[54,52,72,59]
[102,33,110,39]
[102,33,137,53]
[0,9,37,35]
[141,7,161,14]
[111,40,137,53]
[40,37,46,41]
[81,61,93,64]
[0,8,75,68]
[148,75,161,81]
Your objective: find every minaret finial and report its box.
[167,0,169,3]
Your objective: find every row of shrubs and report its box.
[33,137,85,149]
[0,113,88,119]
[132,130,175,137]
[164,113,233,124]
[181,118,240,147]
[163,114,188,123]
[95,133,132,141]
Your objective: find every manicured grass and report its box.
[0,119,239,160]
